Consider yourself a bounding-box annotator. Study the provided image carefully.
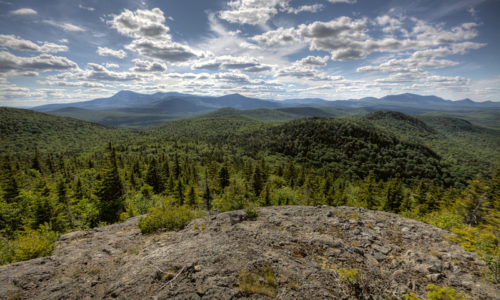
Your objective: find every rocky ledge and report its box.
[0,206,497,299]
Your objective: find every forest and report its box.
[0,107,498,282]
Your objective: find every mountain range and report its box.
[29,91,500,128]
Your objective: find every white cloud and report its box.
[105,63,120,69]
[50,63,139,82]
[10,8,37,16]
[126,38,203,63]
[43,20,86,32]
[130,59,167,72]
[251,27,301,47]
[0,34,68,53]
[219,0,284,25]
[97,46,127,59]
[78,4,95,11]
[0,51,78,74]
[192,55,273,72]
[283,4,324,14]
[219,0,324,25]
[108,8,203,63]
[107,8,169,38]
[328,0,356,3]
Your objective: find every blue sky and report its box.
[0,0,499,106]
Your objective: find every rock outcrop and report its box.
[0,206,497,299]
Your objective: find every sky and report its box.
[0,0,499,106]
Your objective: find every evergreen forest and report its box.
[0,107,498,282]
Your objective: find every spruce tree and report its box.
[202,170,212,210]
[96,146,124,224]
[145,158,163,194]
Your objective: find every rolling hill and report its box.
[27,91,499,128]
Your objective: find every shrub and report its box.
[0,224,59,265]
[403,284,465,300]
[239,263,276,297]
[138,205,197,234]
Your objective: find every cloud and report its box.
[297,55,329,66]
[0,51,78,74]
[126,38,203,63]
[10,8,37,16]
[43,20,86,32]
[108,8,203,63]
[192,55,273,72]
[105,63,120,69]
[78,4,95,11]
[219,0,324,25]
[107,8,169,39]
[130,59,167,72]
[0,34,68,53]
[97,46,127,59]
[251,27,301,47]
[282,4,324,14]
[327,0,356,3]
[253,16,483,61]
[219,0,283,25]
[50,63,138,82]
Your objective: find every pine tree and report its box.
[185,185,198,208]
[360,170,377,209]
[174,179,185,206]
[251,165,264,196]
[383,175,404,213]
[145,158,163,194]
[202,170,212,210]
[96,146,124,224]
[457,177,488,226]
[218,164,230,191]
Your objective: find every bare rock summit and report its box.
[0,206,497,299]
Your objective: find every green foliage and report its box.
[238,263,277,297]
[96,146,125,224]
[0,224,58,265]
[404,284,465,300]
[138,205,197,234]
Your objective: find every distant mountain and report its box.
[29,91,500,128]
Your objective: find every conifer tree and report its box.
[174,179,185,206]
[185,185,198,208]
[360,170,377,209]
[218,164,230,191]
[145,158,163,194]
[96,146,124,224]
[251,165,264,196]
[383,175,403,213]
[202,170,212,210]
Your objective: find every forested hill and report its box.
[0,107,136,154]
[363,111,500,183]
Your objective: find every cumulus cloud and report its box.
[50,63,138,82]
[297,55,329,66]
[126,38,203,63]
[219,0,324,25]
[43,20,86,32]
[251,27,301,47]
[252,16,483,61]
[10,8,37,16]
[282,4,324,14]
[0,34,68,53]
[105,63,120,69]
[0,51,78,74]
[192,55,272,72]
[328,0,356,3]
[219,0,283,25]
[107,8,169,38]
[107,8,203,63]
[97,46,127,59]
[130,59,167,72]
[78,4,95,11]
